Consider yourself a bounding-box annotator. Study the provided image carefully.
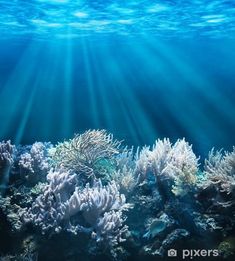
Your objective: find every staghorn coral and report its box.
[23,169,131,247]
[52,130,121,181]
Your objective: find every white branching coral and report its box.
[150,139,173,176]
[115,146,136,171]
[135,146,152,183]
[108,147,137,195]
[135,139,199,196]
[18,142,52,184]
[94,210,129,246]
[23,169,130,246]
[111,166,136,195]
[68,179,131,246]
[0,140,14,170]
[52,130,121,179]
[202,148,235,194]
[23,169,77,233]
[167,139,199,196]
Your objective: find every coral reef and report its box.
[0,195,25,232]
[0,130,235,260]
[135,138,199,197]
[196,148,235,240]
[23,169,131,248]
[201,148,235,194]
[17,142,52,185]
[0,141,14,186]
[111,166,136,195]
[0,141,14,168]
[23,169,78,234]
[52,130,121,182]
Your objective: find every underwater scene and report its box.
[0,0,235,260]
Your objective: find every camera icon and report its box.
[168,249,177,257]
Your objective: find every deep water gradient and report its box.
[0,0,235,160]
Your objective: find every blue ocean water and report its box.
[0,0,235,157]
[1,2,235,261]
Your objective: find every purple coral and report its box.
[24,169,131,246]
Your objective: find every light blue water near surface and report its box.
[0,0,235,38]
[0,0,235,158]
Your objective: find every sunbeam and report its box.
[1,1,235,260]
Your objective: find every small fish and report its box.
[143,219,166,239]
